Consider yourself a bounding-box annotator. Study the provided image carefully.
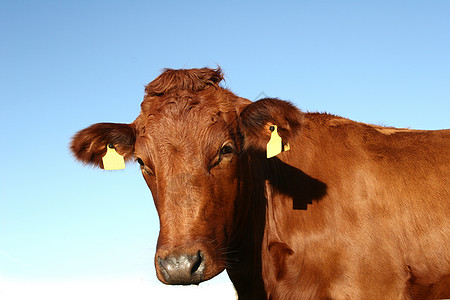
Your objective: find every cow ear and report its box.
[239,98,303,152]
[70,123,136,169]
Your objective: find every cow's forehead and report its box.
[134,91,238,161]
[137,90,237,134]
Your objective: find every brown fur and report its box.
[71,68,450,299]
[144,67,223,97]
[70,122,136,168]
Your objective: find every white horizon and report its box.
[0,275,237,300]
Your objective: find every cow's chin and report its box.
[154,241,226,286]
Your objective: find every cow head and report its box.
[71,68,302,285]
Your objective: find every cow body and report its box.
[251,114,450,299]
[71,68,450,299]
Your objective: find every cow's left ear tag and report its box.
[267,125,290,158]
[267,125,282,158]
[102,144,125,170]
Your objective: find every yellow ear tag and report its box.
[102,144,125,170]
[267,125,290,158]
[267,125,282,158]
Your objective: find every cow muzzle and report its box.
[157,250,205,285]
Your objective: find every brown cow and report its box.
[71,68,450,299]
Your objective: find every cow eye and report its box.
[220,145,234,156]
[209,144,234,170]
[136,158,145,166]
[136,157,154,176]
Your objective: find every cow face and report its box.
[71,68,302,286]
[135,92,246,285]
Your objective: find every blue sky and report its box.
[1,0,449,298]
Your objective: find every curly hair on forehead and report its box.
[145,67,224,97]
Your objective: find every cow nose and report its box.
[158,251,205,285]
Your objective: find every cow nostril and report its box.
[157,250,205,284]
[190,251,203,275]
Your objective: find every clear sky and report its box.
[1,0,449,299]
